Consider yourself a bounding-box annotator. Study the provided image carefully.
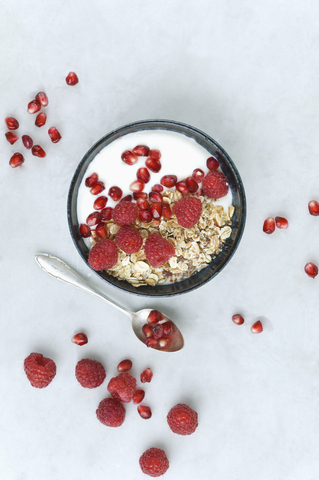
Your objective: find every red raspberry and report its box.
[115,225,143,254]
[88,239,118,271]
[96,397,126,427]
[75,358,106,388]
[112,201,138,226]
[167,403,198,435]
[202,170,229,199]
[107,372,137,403]
[144,232,175,267]
[172,196,202,228]
[139,448,169,477]
[24,352,56,388]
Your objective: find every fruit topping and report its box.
[137,167,151,183]
[149,149,161,160]
[86,211,101,226]
[93,196,108,210]
[149,191,163,203]
[130,179,145,193]
[96,397,126,427]
[132,145,150,156]
[108,186,123,201]
[162,203,172,218]
[88,239,118,270]
[75,358,106,388]
[112,201,138,226]
[175,180,189,195]
[24,352,56,388]
[173,196,202,228]
[207,156,220,170]
[100,207,113,221]
[167,403,198,435]
[79,224,91,238]
[121,150,138,165]
[160,175,177,188]
[145,157,161,173]
[186,176,199,193]
[192,168,205,183]
[144,232,175,267]
[90,181,105,195]
[115,225,143,254]
[202,170,229,199]
[151,184,164,193]
[95,223,108,239]
[85,172,98,187]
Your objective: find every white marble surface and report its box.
[1,1,319,479]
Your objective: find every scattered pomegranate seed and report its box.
[132,145,150,156]
[79,224,91,238]
[304,262,318,278]
[148,310,163,323]
[251,320,263,334]
[94,196,108,210]
[161,175,177,188]
[137,198,149,210]
[27,99,41,114]
[140,368,153,383]
[117,359,133,372]
[186,177,199,193]
[130,179,145,193]
[22,135,33,149]
[145,157,161,173]
[48,126,62,143]
[142,324,154,338]
[275,216,288,229]
[65,72,79,86]
[5,132,18,145]
[308,200,319,216]
[133,192,148,200]
[149,149,161,160]
[90,181,105,195]
[207,156,220,171]
[35,92,49,107]
[176,181,189,195]
[152,184,164,193]
[136,167,150,184]
[9,152,24,168]
[121,150,138,166]
[108,186,122,201]
[232,314,244,325]
[192,168,205,183]
[72,332,88,346]
[121,194,133,202]
[162,321,173,335]
[149,191,163,203]
[5,117,19,130]
[263,217,275,234]
[133,389,145,404]
[139,210,153,223]
[137,405,152,419]
[35,112,47,127]
[162,203,172,218]
[86,212,101,226]
[100,207,113,221]
[150,203,162,219]
[31,145,46,158]
[95,223,108,239]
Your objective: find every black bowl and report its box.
[67,119,246,297]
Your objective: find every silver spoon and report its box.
[35,253,184,353]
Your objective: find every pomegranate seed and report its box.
[176,180,189,195]
[121,150,138,165]
[130,179,145,193]
[207,156,220,170]
[192,168,205,183]
[35,91,49,107]
[9,152,24,168]
[108,186,122,201]
[133,192,148,200]
[79,224,91,238]
[251,320,263,334]
[145,157,161,173]
[161,175,177,188]
[149,191,163,203]
[90,181,105,195]
[136,198,149,210]
[5,132,18,145]
[86,212,101,226]
[85,172,98,187]
[152,324,164,339]
[132,145,150,156]
[72,332,88,346]
[35,112,47,127]
[150,203,162,219]
[139,210,153,223]
[136,167,150,184]
[48,126,62,143]
[145,337,158,348]
[232,314,244,325]
[152,184,164,193]
[159,338,169,349]
[121,194,133,202]
[133,389,145,404]
[95,223,108,239]
[142,324,154,338]
[100,207,113,221]
[275,216,288,229]
[162,203,172,219]
[140,368,153,383]
[186,176,199,193]
[117,359,133,372]
[5,117,19,130]
[27,99,41,114]
[308,200,319,216]
[65,72,79,86]
[94,196,108,210]
[22,135,33,149]
[31,145,46,158]
[137,405,152,419]
[149,149,161,160]
[304,262,318,278]
[148,310,163,323]
[263,217,275,234]
[162,321,173,335]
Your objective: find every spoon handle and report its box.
[35,253,133,318]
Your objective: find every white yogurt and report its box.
[77,129,233,225]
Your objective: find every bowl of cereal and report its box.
[67,119,246,296]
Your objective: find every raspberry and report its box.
[167,403,198,435]
[112,201,138,226]
[202,170,229,199]
[88,239,118,271]
[96,397,126,427]
[144,232,175,267]
[24,352,56,388]
[115,225,143,254]
[172,196,202,228]
[107,372,137,403]
[75,358,106,388]
[139,448,169,477]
